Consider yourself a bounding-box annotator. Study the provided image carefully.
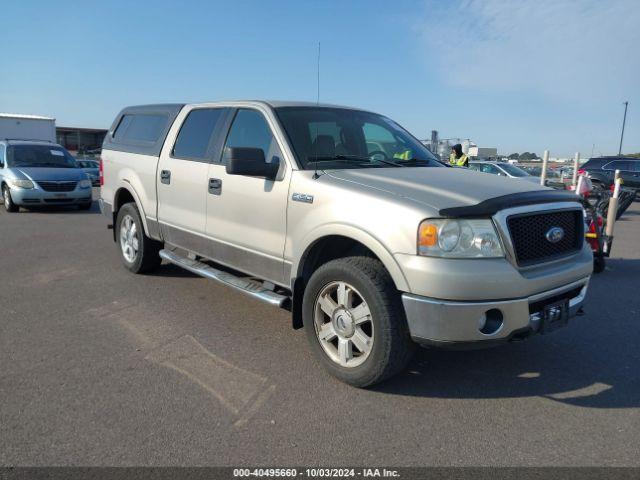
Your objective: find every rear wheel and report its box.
[593,256,606,274]
[116,203,162,273]
[302,256,415,387]
[2,186,19,213]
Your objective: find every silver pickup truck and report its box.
[99,101,592,387]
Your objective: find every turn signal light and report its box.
[418,222,438,247]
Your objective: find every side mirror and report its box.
[225,147,279,180]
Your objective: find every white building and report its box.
[0,113,56,142]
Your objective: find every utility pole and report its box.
[618,101,628,155]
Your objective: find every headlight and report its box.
[79,179,92,188]
[418,219,504,258]
[8,179,34,189]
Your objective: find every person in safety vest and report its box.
[449,143,469,167]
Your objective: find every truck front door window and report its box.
[223,109,281,164]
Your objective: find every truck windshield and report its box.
[7,145,78,168]
[275,107,442,170]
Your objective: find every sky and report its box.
[1,0,638,157]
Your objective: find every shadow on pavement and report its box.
[376,259,640,410]
[375,337,639,409]
[19,201,101,214]
[153,263,198,278]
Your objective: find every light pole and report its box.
[618,101,628,155]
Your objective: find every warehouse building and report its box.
[56,126,107,156]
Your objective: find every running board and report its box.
[159,249,289,307]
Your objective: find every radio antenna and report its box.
[316,41,321,105]
[313,41,321,179]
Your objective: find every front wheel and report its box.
[116,203,162,273]
[2,186,19,213]
[302,256,415,387]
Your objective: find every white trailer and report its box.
[0,113,56,142]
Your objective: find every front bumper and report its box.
[10,186,92,206]
[402,277,589,347]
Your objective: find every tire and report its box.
[593,256,606,274]
[115,202,162,273]
[302,256,415,387]
[78,201,92,211]
[2,185,19,213]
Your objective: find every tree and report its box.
[508,153,519,160]
[519,152,540,160]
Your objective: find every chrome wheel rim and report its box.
[313,281,374,368]
[3,188,10,208]
[120,214,139,263]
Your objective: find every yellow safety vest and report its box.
[449,153,469,167]
[393,150,412,160]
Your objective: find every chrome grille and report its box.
[37,181,77,192]
[507,209,583,266]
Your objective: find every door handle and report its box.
[160,170,171,185]
[208,178,222,195]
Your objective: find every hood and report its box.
[13,167,86,182]
[326,167,554,213]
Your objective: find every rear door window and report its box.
[604,160,633,171]
[172,108,225,161]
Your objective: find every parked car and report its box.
[578,157,640,191]
[100,101,592,387]
[0,140,93,212]
[76,159,100,186]
[468,160,540,184]
[519,166,566,189]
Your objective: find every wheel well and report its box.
[111,188,136,241]
[291,235,383,329]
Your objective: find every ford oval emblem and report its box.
[545,226,565,243]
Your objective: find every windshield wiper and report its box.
[397,158,433,166]
[307,154,404,167]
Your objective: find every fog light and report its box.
[479,309,504,335]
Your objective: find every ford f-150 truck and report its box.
[99,101,592,387]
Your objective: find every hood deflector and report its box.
[439,190,580,218]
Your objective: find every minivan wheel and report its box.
[116,203,162,273]
[2,186,19,213]
[302,256,415,387]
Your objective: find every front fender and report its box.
[292,223,410,293]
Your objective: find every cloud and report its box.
[417,0,640,105]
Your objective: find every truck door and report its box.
[157,107,230,253]
[205,108,290,286]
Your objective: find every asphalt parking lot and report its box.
[1,190,639,467]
